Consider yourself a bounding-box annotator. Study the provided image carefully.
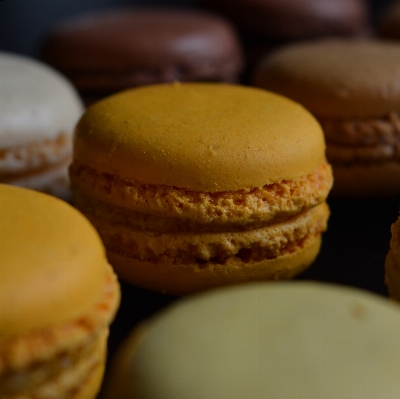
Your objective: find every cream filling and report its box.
[70,161,332,226]
[86,202,329,266]
[0,133,72,177]
[319,112,400,163]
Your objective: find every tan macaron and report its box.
[102,282,400,399]
[254,39,400,197]
[70,82,332,295]
[385,212,400,301]
[0,52,84,199]
[0,184,120,398]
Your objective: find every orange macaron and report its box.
[69,82,332,295]
[0,184,120,398]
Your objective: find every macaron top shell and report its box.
[74,83,326,192]
[0,184,109,336]
[41,8,242,71]
[199,0,369,38]
[0,52,83,148]
[254,40,400,118]
[107,282,400,399]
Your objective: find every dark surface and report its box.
[0,0,396,57]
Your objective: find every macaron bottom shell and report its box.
[106,229,323,296]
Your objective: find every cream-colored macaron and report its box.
[70,82,333,295]
[102,282,400,399]
[0,52,84,199]
[254,39,400,197]
[0,183,120,398]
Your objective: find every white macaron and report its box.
[0,52,83,199]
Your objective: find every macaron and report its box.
[69,82,332,295]
[385,212,400,301]
[0,52,84,199]
[378,1,400,41]
[40,7,244,105]
[102,282,400,399]
[254,39,400,197]
[198,0,370,82]
[0,184,120,398]
[198,0,370,39]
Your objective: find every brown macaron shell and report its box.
[254,39,400,197]
[41,7,243,102]
[198,0,370,39]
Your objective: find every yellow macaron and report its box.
[70,82,333,295]
[0,184,120,398]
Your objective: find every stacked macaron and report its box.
[254,39,400,197]
[0,52,83,199]
[40,7,243,105]
[69,82,333,295]
[102,282,400,398]
[0,184,120,398]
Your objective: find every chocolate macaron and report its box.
[199,0,370,39]
[69,83,332,295]
[40,7,243,105]
[254,39,400,197]
[198,0,370,81]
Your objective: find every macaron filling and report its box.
[320,112,400,164]
[70,161,332,227]
[70,161,331,268]
[0,134,72,181]
[86,203,328,267]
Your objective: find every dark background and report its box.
[0,0,396,57]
